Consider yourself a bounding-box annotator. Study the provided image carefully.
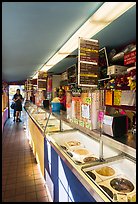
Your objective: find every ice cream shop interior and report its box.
[2,2,136,202]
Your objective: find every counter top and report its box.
[25,105,136,159]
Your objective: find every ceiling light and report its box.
[39,2,135,73]
[32,72,38,79]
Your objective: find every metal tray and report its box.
[49,130,121,165]
[82,156,136,202]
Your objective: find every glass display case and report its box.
[25,101,136,202]
[48,130,122,165]
[25,101,74,133]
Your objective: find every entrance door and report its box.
[9,85,25,118]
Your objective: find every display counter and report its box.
[24,102,136,202]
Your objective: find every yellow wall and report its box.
[28,117,44,176]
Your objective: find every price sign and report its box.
[85,97,92,105]
[73,118,79,124]
[79,120,85,127]
[86,122,92,130]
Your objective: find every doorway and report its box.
[9,85,25,118]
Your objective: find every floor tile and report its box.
[5,183,16,191]
[37,196,49,202]
[25,192,37,201]
[2,113,50,202]
[15,186,26,195]
[25,185,36,193]
[35,183,46,191]
[4,189,16,198]
[14,194,26,202]
[6,178,17,185]
[36,189,48,198]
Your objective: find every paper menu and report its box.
[105,90,113,106]
[114,90,122,105]
[120,90,136,106]
[81,104,90,119]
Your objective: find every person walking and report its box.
[12,89,23,122]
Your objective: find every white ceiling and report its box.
[2,2,136,82]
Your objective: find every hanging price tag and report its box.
[86,122,92,130]
[73,118,79,124]
[85,97,92,105]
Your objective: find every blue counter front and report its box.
[44,138,96,202]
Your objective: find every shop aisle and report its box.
[2,110,49,202]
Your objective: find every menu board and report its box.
[98,47,110,80]
[38,71,47,79]
[37,80,46,89]
[67,64,77,84]
[78,37,99,87]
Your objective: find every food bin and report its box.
[82,156,136,202]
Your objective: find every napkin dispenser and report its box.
[102,114,127,137]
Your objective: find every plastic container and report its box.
[51,102,61,113]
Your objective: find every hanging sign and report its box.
[124,50,136,65]
[78,37,99,87]
[38,71,47,79]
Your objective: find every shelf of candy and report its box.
[99,67,136,91]
[100,67,136,111]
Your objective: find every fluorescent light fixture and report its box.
[39,2,135,73]
[32,72,38,79]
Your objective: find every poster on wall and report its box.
[78,37,99,87]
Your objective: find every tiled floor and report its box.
[2,110,49,202]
